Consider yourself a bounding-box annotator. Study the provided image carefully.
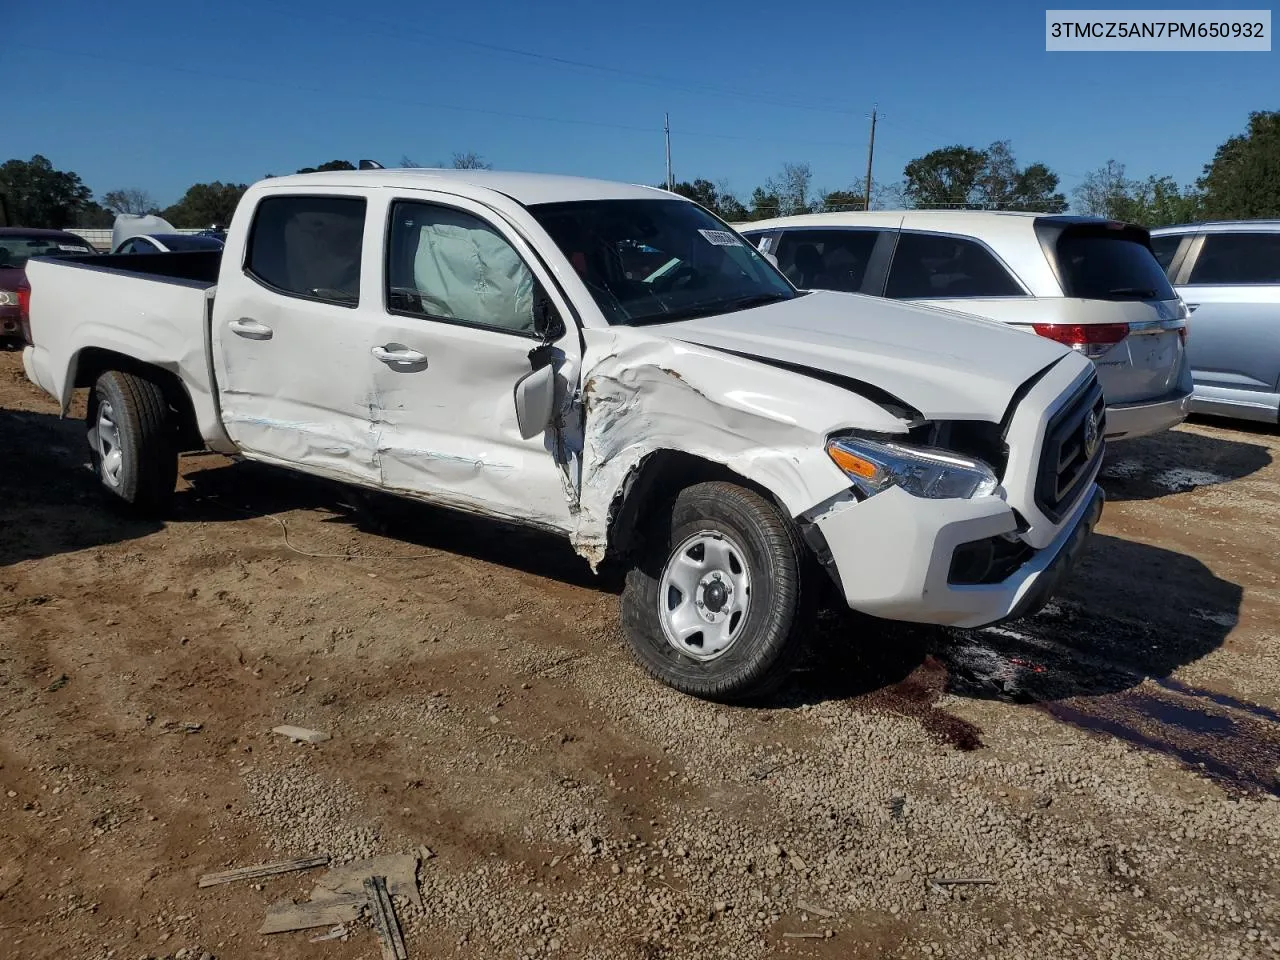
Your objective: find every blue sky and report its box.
[8,0,1276,207]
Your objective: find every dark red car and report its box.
[0,227,96,346]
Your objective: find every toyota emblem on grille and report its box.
[1083,408,1101,458]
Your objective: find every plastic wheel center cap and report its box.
[703,580,729,613]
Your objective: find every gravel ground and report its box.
[1,349,1278,959]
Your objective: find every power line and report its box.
[17,43,863,151]
[215,0,862,118]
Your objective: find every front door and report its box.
[363,192,581,531]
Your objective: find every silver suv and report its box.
[738,211,1192,441]
[1149,221,1280,424]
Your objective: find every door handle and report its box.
[371,345,428,365]
[228,317,274,340]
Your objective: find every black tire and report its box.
[86,370,178,515]
[620,481,812,702]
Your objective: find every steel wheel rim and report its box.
[657,530,752,661]
[96,400,124,488]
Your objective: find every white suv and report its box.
[738,211,1192,441]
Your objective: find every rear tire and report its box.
[620,481,811,702]
[87,370,178,515]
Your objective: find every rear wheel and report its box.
[87,370,178,515]
[620,481,811,701]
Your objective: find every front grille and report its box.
[1035,375,1105,522]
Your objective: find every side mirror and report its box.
[533,287,566,343]
[514,364,556,440]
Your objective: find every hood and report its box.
[660,290,1072,421]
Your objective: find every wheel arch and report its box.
[75,348,203,452]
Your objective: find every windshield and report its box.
[528,198,796,325]
[0,234,94,268]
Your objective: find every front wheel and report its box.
[86,370,178,515]
[620,481,811,702]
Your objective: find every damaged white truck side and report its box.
[23,170,1105,700]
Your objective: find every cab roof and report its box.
[259,168,673,206]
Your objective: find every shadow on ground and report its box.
[1100,423,1273,502]
[785,532,1279,796]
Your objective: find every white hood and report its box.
[112,214,177,250]
[660,290,1074,421]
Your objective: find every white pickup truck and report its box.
[22,169,1105,700]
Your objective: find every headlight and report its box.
[827,437,999,500]
[0,290,19,307]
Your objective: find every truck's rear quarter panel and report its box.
[22,257,225,445]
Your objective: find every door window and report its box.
[245,195,366,306]
[386,201,537,335]
[774,229,880,292]
[886,232,1023,299]
[1188,233,1280,285]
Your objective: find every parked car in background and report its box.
[111,233,225,254]
[0,227,96,346]
[738,211,1192,441]
[20,168,1104,700]
[1149,221,1280,423]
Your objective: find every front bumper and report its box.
[812,483,1104,629]
[1104,390,1191,441]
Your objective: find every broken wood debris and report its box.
[309,925,348,943]
[272,725,331,744]
[365,875,408,960]
[198,855,330,888]
[782,931,826,939]
[934,877,996,886]
[259,893,364,934]
[315,853,422,909]
[795,900,836,919]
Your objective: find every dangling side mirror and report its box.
[514,364,556,440]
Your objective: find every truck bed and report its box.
[22,252,223,442]
[48,249,222,287]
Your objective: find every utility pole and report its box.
[864,104,878,211]
[664,112,673,191]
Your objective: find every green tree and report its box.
[0,154,94,228]
[745,186,782,221]
[1198,110,1280,219]
[903,145,987,208]
[162,182,248,228]
[1074,162,1200,226]
[903,142,1064,211]
[296,160,356,174]
[73,201,115,228]
[817,189,865,212]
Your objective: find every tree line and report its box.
[2,111,1276,231]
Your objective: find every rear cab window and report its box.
[1038,220,1175,301]
[886,232,1024,299]
[245,195,367,306]
[773,229,880,293]
[1187,232,1280,285]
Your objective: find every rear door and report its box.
[1173,230,1280,414]
[212,190,386,486]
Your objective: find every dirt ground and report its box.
[1,347,1278,960]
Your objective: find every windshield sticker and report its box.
[698,229,742,247]
[57,244,89,252]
